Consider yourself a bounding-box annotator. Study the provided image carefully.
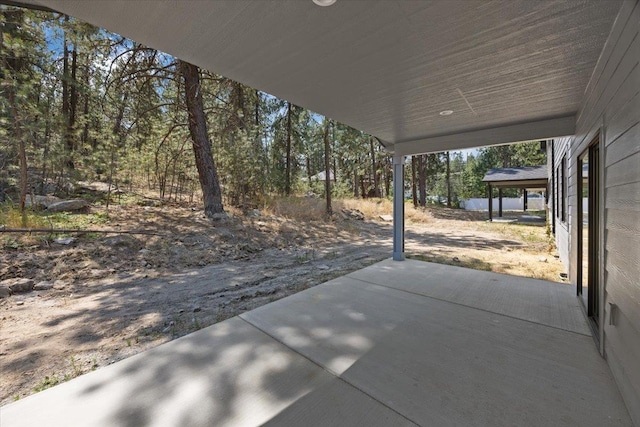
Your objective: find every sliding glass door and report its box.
[578,140,600,330]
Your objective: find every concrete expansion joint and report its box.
[237,316,420,426]
[345,275,593,339]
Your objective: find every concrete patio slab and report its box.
[1,317,336,427]
[2,259,632,426]
[241,277,423,375]
[262,378,417,427]
[340,297,628,426]
[242,267,631,425]
[347,258,589,335]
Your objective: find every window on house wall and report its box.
[555,156,567,223]
[556,165,561,219]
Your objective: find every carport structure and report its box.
[4,0,640,425]
[482,165,548,221]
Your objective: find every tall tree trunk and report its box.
[41,112,51,192]
[62,16,73,169]
[179,60,224,217]
[323,119,332,216]
[411,155,418,207]
[285,101,292,195]
[7,87,27,224]
[254,90,260,126]
[232,82,246,131]
[2,9,27,223]
[446,151,452,207]
[81,63,90,146]
[354,168,360,198]
[418,154,426,207]
[333,158,337,183]
[384,157,391,197]
[112,93,127,146]
[370,137,378,197]
[501,146,511,168]
[69,42,78,137]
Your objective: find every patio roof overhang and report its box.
[15,0,623,155]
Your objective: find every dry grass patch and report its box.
[405,205,436,224]
[261,196,398,222]
[261,196,328,221]
[339,198,391,218]
[0,203,50,229]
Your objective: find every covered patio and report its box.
[2,259,631,426]
[4,0,637,424]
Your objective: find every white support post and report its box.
[393,154,405,261]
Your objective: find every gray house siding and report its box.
[565,0,640,423]
[551,136,571,271]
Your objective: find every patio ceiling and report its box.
[20,0,622,154]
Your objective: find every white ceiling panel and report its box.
[20,0,623,153]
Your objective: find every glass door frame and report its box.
[577,136,601,342]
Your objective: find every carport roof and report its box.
[482,165,548,188]
[16,0,623,154]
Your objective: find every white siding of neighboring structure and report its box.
[569,0,640,423]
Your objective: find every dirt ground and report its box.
[0,201,566,405]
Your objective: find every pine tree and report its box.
[179,60,224,217]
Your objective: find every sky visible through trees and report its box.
[0,6,546,215]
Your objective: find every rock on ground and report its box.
[210,212,230,221]
[341,209,365,220]
[46,199,89,212]
[53,237,76,245]
[33,281,54,291]
[101,235,141,250]
[24,195,62,209]
[0,287,12,298]
[3,278,35,294]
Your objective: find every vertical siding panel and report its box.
[551,136,572,271]
[573,0,640,423]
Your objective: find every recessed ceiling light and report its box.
[439,110,454,116]
[313,0,337,6]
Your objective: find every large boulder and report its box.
[24,195,62,209]
[3,278,35,294]
[46,199,89,212]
